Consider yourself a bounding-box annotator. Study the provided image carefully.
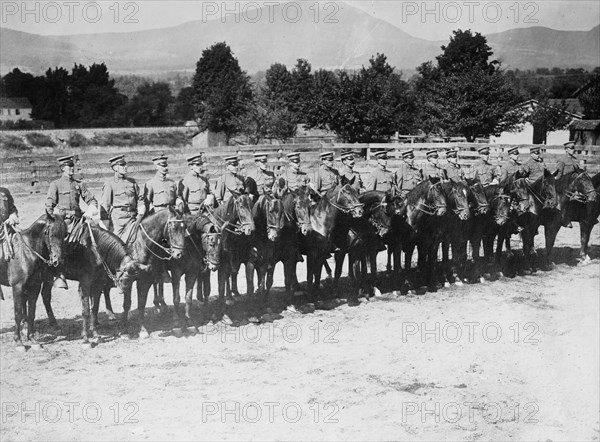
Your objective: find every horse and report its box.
[544,169,598,264]
[275,187,312,306]
[331,190,393,300]
[0,214,66,350]
[213,193,255,315]
[242,192,285,304]
[125,207,187,337]
[166,212,221,331]
[391,178,447,292]
[461,177,491,282]
[39,220,145,345]
[301,184,364,299]
[439,179,472,285]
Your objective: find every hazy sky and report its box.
[1,0,598,40]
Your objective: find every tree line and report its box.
[1,29,599,142]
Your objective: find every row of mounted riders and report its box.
[1,168,599,349]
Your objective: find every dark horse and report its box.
[275,186,312,306]
[125,207,187,337]
[332,190,394,300]
[544,169,598,264]
[167,212,221,331]
[391,178,447,292]
[40,221,145,344]
[301,184,364,299]
[439,179,472,286]
[0,214,66,350]
[244,192,284,303]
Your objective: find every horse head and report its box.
[489,186,511,226]
[233,194,255,236]
[201,232,221,271]
[539,169,558,209]
[115,256,149,291]
[359,191,393,237]
[506,176,532,216]
[328,184,364,218]
[165,206,187,259]
[43,212,67,267]
[292,187,312,235]
[571,171,597,203]
[466,177,489,215]
[256,194,284,242]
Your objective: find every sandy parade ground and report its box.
[1,192,599,441]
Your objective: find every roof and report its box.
[0,96,32,109]
[569,120,600,131]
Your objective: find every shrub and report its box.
[0,135,31,151]
[67,132,90,148]
[90,131,190,147]
[25,132,56,147]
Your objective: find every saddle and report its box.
[0,223,15,262]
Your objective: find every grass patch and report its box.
[67,132,90,148]
[25,132,56,147]
[0,134,31,151]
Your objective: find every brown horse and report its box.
[0,214,66,350]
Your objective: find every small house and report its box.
[569,120,600,146]
[0,97,32,121]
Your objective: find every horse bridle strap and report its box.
[139,221,182,260]
[85,221,118,284]
[328,188,364,214]
[14,228,56,267]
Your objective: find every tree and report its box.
[415,30,523,141]
[578,70,600,119]
[173,86,195,123]
[524,97,572,144]
[192,42,253,143]
[31,67,70,128]
[126,82,174,126]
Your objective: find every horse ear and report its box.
[552,168,560,177]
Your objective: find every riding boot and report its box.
[53,273,69,290]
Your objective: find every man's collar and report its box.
[155,172,167,181]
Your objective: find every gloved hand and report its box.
[6,213,20,226]
[83,205,99,219]
[203,194,215,207]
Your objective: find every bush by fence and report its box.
[24,132,56,148]
[90,131,190,148]
[0,134,31,151]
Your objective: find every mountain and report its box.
[1,3,598,76]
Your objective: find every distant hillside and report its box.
[1,2,598,75]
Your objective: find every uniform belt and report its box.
[154,203,169,207]
[114,206,137,213]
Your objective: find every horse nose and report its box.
[172,249,183,259]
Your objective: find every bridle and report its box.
[367,194,391,235]
[468,182,490,215]
[284,191,311,233]
[411,181,446,216]
[262,194,282,235]
[564,172,596,203]
[490,193,512,225]
[13,222,60,267]
[139,217,185,260]
[326,187,364,215]
[207,196,254,235]
[449,185,470,218]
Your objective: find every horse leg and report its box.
[184,271,197,326]
[11,281,24,349]
[40,275,58,327]
[103,283,117,321]
[79,283,91,344]
[283,260,295,306]
[579,221,592,262]
[265,266,275,299]
[121,286,132,336]
[441,240,452,286]
[90,285,102,342]
[171,268,184,332]
[323,259,333,280]
[543,221,560,269]
[136,278,152,338]
[333,251,345,297]
[25,283,42,347]
[245,261,255,297]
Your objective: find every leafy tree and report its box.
[264,63,293,104]
[289,59,313,118]
[415,30,523,141]
[578,70,600,119]
[524,96,572,144]
[192,42,253,143]
[125,82,174,126]
[173,86,195,123]
[32,67,70,128]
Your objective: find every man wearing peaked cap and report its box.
[556,141,582,179]
[473,146,500,185]
[522,145,546,183]
[179,153,215,216]
[45,154,98,289]
[143,153,183,213]
[443,147,466,182]
[315,151,340,195]
[397,148,424,195]
[245,152,276,196]
[365,149,398,193]
[215,154,246,204]
[423,149,445,180]
[100,154,145,243]
[500,146,524,183]
[278,152,310,191]
[339,150,363,192]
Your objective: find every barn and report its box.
[0,97,32,121]
[569,119,600,145]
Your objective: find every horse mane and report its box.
[592,172,600,189]
[88,225,130,270]
[406,180,432,206]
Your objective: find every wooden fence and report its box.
[2,142,599,197]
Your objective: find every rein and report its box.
[409,182,446,216]
[139,219,184,260]
[326,187,364,214]
[85,221,118,284]
[207,198,252,235]
[14,226,57,267]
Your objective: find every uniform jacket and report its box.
[45,175,97,217]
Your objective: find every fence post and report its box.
[366,144,371,166]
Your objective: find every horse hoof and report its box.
[286,305,298,314]
[373,287,382,298]
[15,345,26,353]
[29,342,43,351]
[106,311,117,321]
[187,326,198,335]
[81,341,92,349]
[139,330,150,339]
[248,316,260,324]
[172,328,184,337]
[479,277,486,284]
[221,315,233,326]
[444,282,451,288]
[455,280,464,287]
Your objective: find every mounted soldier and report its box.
[500,146,525,183]
[423,149,446,180]
[100,155,145,243]
[443,147,466,182]
[277,152,310,191]
[45,155,98,288]
[473,145,500,185]
[179,154,215,215]
[339,150,363,192]
[365,150,398,193]
[522,146,547,183]
[557,141,583,178]
[143,154,182,213]
[246,152,276,196]
[397,149,424,196]
[215,155,246,205]
[0,187,20,299]
[315,151,340,195]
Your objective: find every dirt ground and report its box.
[1,194,599,441]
